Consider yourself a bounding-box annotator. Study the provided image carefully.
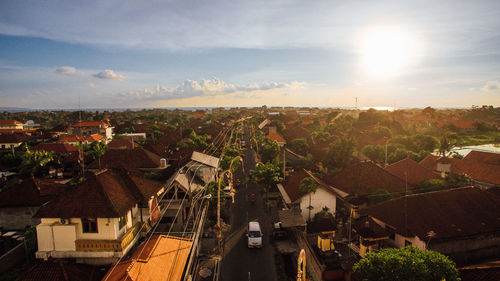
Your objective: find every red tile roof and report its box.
[282,169,340,203]
[385,157,440,186]
[103,235,193,281]
[71,121,111,128]
[0,178,66,208]
[266,133,286,143]
[324,161,408,196]
[32,143,78,154]
[16,259,105,281]
[463,150,500,166]
[58,134,104,143]
[0,134,26,143]
[87,148,163,169]
[0,120,22,125]
[108,139,138,150]
[437,120,475,129]
[34,170,138,218]
[361,186,500,240]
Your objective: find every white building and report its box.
[278,169,342,221]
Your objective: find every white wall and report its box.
[299,187,336,221]
[53,224,77,251]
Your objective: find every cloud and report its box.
[481,80,500,92]
[55,66,81,76]
[93,70,124,80]
[118,78,305,101]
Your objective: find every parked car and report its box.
[247,221,263,248]
[272,222,287,240]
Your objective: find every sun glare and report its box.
[361,27,417,77]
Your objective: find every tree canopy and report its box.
[250,162,282,192]
[353,246,460,281]
[322,136,355,173]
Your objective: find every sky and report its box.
[1,0,500,109]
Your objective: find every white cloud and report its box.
[118,78,305,100]
[93,70,124,80]
[55,66,81,76]
[481,80,500,92]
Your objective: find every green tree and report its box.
[20,151,55,176]
[250,162,282,193]
[322,137,355,173]
[88,141,107,170]
[362,145,385,163]
[147,124,164,143]
[445,172,472,188]
[353,246,460,281]
[367,189,392,205]
[439,132,458,156]
[270,120,286,132]
[261,140,281,164]
[414,179,447,194]
[299,177,318,221]
[290,138,308,154]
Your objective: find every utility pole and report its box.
[354,97,359,110]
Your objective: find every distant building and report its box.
[68,120,113,143]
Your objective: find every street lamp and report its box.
[216,169,233,253]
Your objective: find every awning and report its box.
[279,209,307,228]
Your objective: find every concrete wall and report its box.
[299,187,336,221]
[0,207,40,230]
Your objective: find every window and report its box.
[118,215,127,229]
[82,218,98,233]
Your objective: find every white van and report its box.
[247,221,263,248]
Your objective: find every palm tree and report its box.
[20,151,55,176]
[299,177,318,221]
[89,141,107,170]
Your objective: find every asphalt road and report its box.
[220,125,277,281]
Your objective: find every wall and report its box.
[0,207,40,230]
[299,187,336,221]
[430,234,500,265]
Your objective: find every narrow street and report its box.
[220,124,277,281]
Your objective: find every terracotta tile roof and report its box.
[32,143,78,154]
[361,187,500,240]
[103,235,193,281]
[87,148,163,169]
[34,170,139,218]
[437,120,475,129]
[0,177,66,208]
[281,125,310,143]
[353,216,390,239]
[0,128,33,134]
[324,161,408,196]
[354,131,388,149]
[0,134,26,143]
[108,139,138,150]
[385,157,440,186]
[0,120,22,125]
[58,134,104,143]
[266,133,286,143]
[453,160,500,185]
[71,121,111,128]
[419,155,455,171]
[281,169,340,203]
[16,259,105,281]
[463,150,500,166]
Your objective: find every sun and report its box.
[361,27,416,77]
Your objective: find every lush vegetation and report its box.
[353,246,460,281]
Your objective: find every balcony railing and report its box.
[75,222,143,252]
